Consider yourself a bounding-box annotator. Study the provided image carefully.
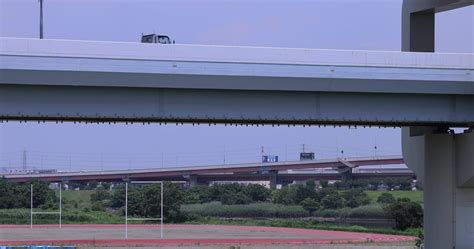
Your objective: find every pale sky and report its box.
[0,0,472,171]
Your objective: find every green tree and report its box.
[385,198,423,230]
[319,180,329,189]
[221,191,251,205]
[294,181,319,204]
[28,179,56,208]
[0,177,14,208]
[377,192,396,205]
[184,185,212,204]
[110,184,126,208]
[91,188,111,202]
[11,183,30,208]
[87,181,99,190]
[397,177,413,191]
[272,186,297,205]
[320,189,345,209]
[300,197,320,214]
[66,182,81,190]
[91,201,106,211]
[243,184,270,202]
[342,189,370,208]
[101,182,112,190]
[126,182,185,222]
[210,183,244,201]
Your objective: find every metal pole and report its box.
[160,181,163,239]
[125,182,128,239]
[30,184,33,228]
[223,145,226,165]
[39,0,43,39]
[59,183,62,228]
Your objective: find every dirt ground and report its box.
[86,245,415,249]
[86,244,416,249]
[0,224,416,248]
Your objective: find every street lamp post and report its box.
[39,0,44,39]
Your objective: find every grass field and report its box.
[0,189,424,236]
[60,190,94,204]
[185,217,421,237]
[366,191,423,204]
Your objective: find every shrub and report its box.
[377,192,396,205]
[243,184,271,202]
[91,201,105,212]
[221,192,251,205]
[313,208,350,218]
[348,204,386,219]
[101,182,112,190]
[0,178,56,209]
[184,185,212,204]
[86,181,99,190]
[91,188,111,202]
[294,181,319,204]
[385,198,423,230]
[342,189,371,208]
[272,186,297,205]
[321,190,345,209]
[300,198,320,214]
[181,202,309,218]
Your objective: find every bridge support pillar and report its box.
[269,170,278,190]
[403,128,474,249]
[341,170,353,183]
[184,174,199,188]
[280,180,292,187]
[401,0,435,52]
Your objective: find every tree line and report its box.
[0,177,56,209]
[0,177,422,230]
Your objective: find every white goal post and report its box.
[30,183,62,228]
[125,181,163,239]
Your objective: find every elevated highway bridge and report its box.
[2,156,409,187]
[0,37,472,126]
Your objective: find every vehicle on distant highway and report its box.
[141,33,175,44]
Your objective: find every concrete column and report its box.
[401,0,435,52]
[404,129,474,249]
[341,169,353,183]
[280,180,292,187]
[408,10,435,52]
[269,170,278,190]
[189,175,198,188]
[424,133,456,249]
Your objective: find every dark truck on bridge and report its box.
[141,33,175,44]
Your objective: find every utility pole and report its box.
[161,152,164,169]
[39,0,44,39]
[23,150,27,170]
[301,144,306,153]
[374,136,378,159]
[223,145,226,165]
